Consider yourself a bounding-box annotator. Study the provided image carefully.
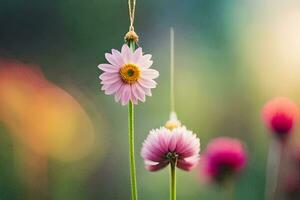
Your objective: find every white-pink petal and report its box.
[121,44,132,63]
[105,53,119,66]
[132,47,143,63]
[114,85,124,103]
[131,93,138,104]
[121,84,131,105]
[138,78,157,89]
[141,69,159,79]
[99,72,119,81]
[111,49,125,66]
[138,54,153,69]
[103,80,122,95]
[98,64,119,72]
[142,87,152,96]
[132,83,146,102]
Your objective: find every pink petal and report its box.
[130,84,139,99]
[176,133,200,157]
[158,131,171,152]
[168,134,177,152]
[101,78,120,85]
[177,158,198,171]
[132,47,142,63]
[142,87,152,96]
[111,49,125,66]
[143,136,165,156]
[141,147,164,162]
[183,136,200,154]
[103,80,122,95]
[143,54,152,61]
[138,54,153,69]
[121,44,132,63]
[138,78,157,89]
[173,132,185,152]
[105,53,120,66]
[146,161,169,172]
[98,64,119,72]
[180,145,200,158]
[131,91,138,105]
[141,69,159,79]
[131,83,146,102]
[142,130,167,156]
[121,84,131,105]
[114,85,124,103]
[99,72,119,81]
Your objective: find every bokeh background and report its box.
[1,0,300,199]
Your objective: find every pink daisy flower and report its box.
[141,126,200,171]
[200,137,247,183]
[98,44,159,105]
[262,97,299,140]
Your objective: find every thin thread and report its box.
[128,0,136,31]
[170,28,175,113]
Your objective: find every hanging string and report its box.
[170,27,175,113]
[125,0,139,42]
[165,28,181,130]
[128,0,136,31]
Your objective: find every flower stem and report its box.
[223,179,235,200]
[128,39,138,200]
[264,139,282,200]
[170,162,176,200]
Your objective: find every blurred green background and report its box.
[1,0,300,199]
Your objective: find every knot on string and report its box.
[124,28,139,43]
[126,0,138,43]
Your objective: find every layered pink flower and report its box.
[262,97,299,139]
[141,127,200,171]
[200,137,247,183]
[98,44,159,105]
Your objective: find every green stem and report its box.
[265,139,282,200]
[170,162,176,200]
[128,39,138,200]
[223,179,235,200]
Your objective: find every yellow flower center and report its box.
[165,112,181,130]
[119,63,141,84]
[165,120,181,130]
